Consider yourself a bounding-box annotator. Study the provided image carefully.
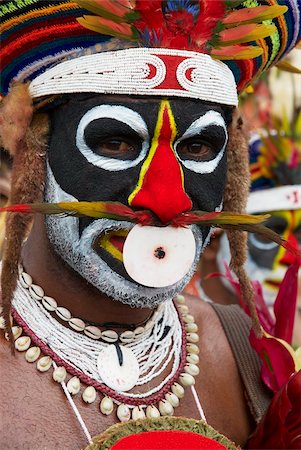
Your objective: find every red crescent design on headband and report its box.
[128,100,192,224]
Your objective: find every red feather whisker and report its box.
[1,201,300,260]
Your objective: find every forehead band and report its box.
[29,48,238,106]
[247,185,301,214]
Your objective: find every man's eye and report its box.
[89,137,141,159]
[177,140,215,161]
[97,140,135,155]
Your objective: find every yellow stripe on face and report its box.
[128,99,185,205]
[272,210,298,269]
[98,230,128,262]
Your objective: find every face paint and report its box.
[46,94,230,307]
[247,210,301,304]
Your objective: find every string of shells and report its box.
[19,268,158,343]
[5,294,200,422]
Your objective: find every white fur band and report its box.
[29,47,238,106]
[247,185,301,213]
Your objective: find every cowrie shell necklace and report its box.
[7,268,200,424]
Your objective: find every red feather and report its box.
[247,370,301,449]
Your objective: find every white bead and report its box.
[67,376,81,395]
[132,406,146,420]
[119,330,135,343]
[42,296,57,312]
[186,343,199,354]
[182,314,194,324]
[69,317,85,332]
[177,304,189,314]
[175,294,185,304]
[152,311,160,322]
[37,356,52,372]
[134,326,145,337]
[12,326,22,340]
[82,386,97,404]
[100,329,118,342]
[20,272,33,288]
[187,333,199,343]
[158,400,174,416]
[100,397,114,415]
[53,366,67,383]
[186,353,199,365]
[146,405,160,418]
[179,373,195,386]
[15,336,31,351]
[184,363,199,376]
[25,346,41,363]
[165,392,179,408]
[145,320,155,332]
[117,404,131,422]
[56,306,72,321]
[185,323,198,333]
[84,325,102,340]
[171,382,185,399]
[29,284,44,300]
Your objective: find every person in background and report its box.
[187,111,301,346]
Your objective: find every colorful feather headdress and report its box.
[1,0,301,106]
[247,110,301,213]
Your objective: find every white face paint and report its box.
[216,233,285,307]
[44,162,204,308]
[174,110,227,173]
[76,105,149,171]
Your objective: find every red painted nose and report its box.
[128,101,192,224]
[279,232,300,266]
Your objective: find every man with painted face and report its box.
[0,1,300,449]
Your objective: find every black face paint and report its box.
[248,215,287,269]
[47,94,232,293]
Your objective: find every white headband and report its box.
[29,47,238,106]
[247,185,301,213]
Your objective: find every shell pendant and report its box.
[97,343,139,392]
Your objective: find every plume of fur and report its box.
[0,83,33,156]
[0,85,48,343]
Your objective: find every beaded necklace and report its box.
[8,268,201,424]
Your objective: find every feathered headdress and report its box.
[1,1,301,105]
[248,110,301,213]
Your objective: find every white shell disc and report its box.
[123,225,196,287]
[97,344,139,392]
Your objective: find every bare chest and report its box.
[0,334,251,450]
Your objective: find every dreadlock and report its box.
[0,84,48,344]
[224,110,262,336]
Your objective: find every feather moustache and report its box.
[0,201,299,258]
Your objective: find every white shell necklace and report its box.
[9,267,201,423]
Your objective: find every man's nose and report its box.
[128,101,192,224]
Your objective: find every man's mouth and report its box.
[97,229,129,261]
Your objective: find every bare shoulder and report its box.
[183,295,254,445]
